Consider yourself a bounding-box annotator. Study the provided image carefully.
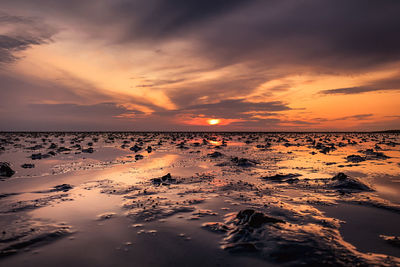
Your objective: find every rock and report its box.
[362,149,390,159]
[161,173,172,182]
[57,147,71,153]
[21,163,35,168]
[231,157,258,167]
[27,144,43,150]
[331,172,348,181]
[135,154,144,160]
[235,209,284,228]
[97,212,116,221]
[213,209,285,253]
[262,173,301,183]
[201,222,229,233]
[48,143,57,149]
[177,142,189,149]
[82,147,94,153]
[208,151,223,158]
[151,173,176,185]
[0,162,15,177]
[30,153,41,160]
[330,173,372,192]
[31,153,50,160]
[52,184,73,192]
[346,155,366,163]
[130,145,142,152]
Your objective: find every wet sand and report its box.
[0,132,399,266]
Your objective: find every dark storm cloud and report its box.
[0,12,56,63]
[86,0,400,70]
[194,0,400,70]
[113,0,252,40]
[3,0,400,70]
[321,76,400,95]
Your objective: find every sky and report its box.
[0,0,400,131]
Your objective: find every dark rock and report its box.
[30,153,50,160]
[346,155,366,163]
[21,163,35,169]
[330,173,373,192]
[177,142,189,149]
[331,172,348,181]
[262,173,301,183]
[135,154,144,160]
[130,145,142,152]
[161,173,172,181]
[231,157,258,167]
[48,143,57,149]
[57,147,71,153]
[151,173,176,186]
[52,184,73,192]
[235,209,284,228]
[201,222,229,233]
[208,151,223,158]
[216,209,285,253]
[363,149,390,159]
[82,147,94,153]
[27,144,43,150]
[0,162,15,177]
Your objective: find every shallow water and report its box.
[0,132,399,266]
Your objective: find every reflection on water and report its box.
[0,132,399,266]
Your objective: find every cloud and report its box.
[335,114,374,121]
[193,0,400,71]
[114,0,252,40]
[0,12,57,63]
[179,99,290,119]
[320,76,400,95]
[29,102,143,118]
[3,1,400,71]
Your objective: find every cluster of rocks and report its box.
[151,173,176,186]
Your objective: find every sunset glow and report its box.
[207,119,221,125]
[0,1,399,132]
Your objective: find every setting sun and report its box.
[207,119,221,125]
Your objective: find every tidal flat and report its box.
[0,132,399,266]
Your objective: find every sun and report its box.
[207,119,221,125]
